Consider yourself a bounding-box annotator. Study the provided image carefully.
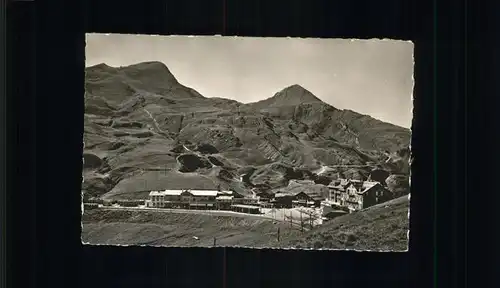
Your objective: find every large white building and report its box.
[147,190,183,208]
[327,179,392,211]
[146,189,239,209]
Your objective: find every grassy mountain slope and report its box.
[83,61,411,200]
[81,195,409,249]
[273,195,409,251]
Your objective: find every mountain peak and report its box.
[86,63,116,73]
[89,62,111,69]
[244,84,324,110]
[272,84,323,105]
[129,61,169,70]
[282,84,309,92]
[121,61,179,84]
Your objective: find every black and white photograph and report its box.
[82,34,413,251]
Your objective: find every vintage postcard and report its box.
[82,34,413,251]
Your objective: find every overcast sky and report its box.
[86,34,414,128]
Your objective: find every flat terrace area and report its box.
[98,205,270,221]
[81,208,304,248]
[95,205,322,227]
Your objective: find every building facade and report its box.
[147,190,183,208]
[215,195,233,210]
[327,179,391,211]
[273,193,293,208]
[231,204,261,214]
[256,191,275,202]
[147,189,246,210]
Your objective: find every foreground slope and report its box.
[273,195,410,251]
[81,195,409,249]
[83,61,411,200]
[82,209,302,247]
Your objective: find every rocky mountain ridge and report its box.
[83,61,411,200]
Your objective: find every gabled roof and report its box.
[349,180,365,189]
[185,189,219,196]
[328,178,349,186]
[221,190,245,198]
[275,192,292,198]
[362,181,379,190]
[307,193,324,201]
[328,184,345,192]
[327,180,338,188]
[219,190,234,195]
[290,191,309,196]
[358,183,383,194]
[329,179,384,194]
[149,190,184,196]
[340,179,351,186]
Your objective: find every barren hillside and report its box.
[83,61,411,200]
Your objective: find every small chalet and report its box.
[306,193,324,207]
[256,191,275,202]
[291,191,312,206]
[291,191,323,207]
[274,192,294,208]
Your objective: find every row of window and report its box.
[151,196,214,201]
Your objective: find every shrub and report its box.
[344,232,357,244]
[321,234,334,241]
[313,241,324,249]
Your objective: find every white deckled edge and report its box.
[406,41,415,253]
[78,244,405,251]
[82,43,89,245]
[81,135,86,244]
[86,34,415,42]
[81,36,413,251]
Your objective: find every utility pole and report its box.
[300,210,303,233]
[290,211,293,228]
[213,237,217,247]
[310,211,313,228]
[277,227,280,242]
